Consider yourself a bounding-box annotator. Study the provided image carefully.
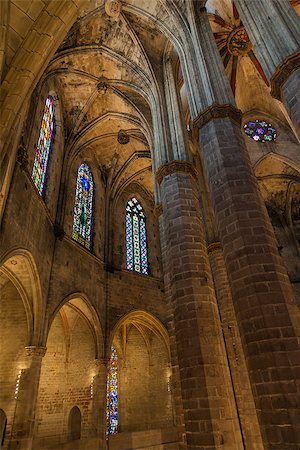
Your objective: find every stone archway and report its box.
[107,311,174,446]
[34,296,102,450]
[68,406,82,441]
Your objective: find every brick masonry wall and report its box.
[117,326,172,432]
[34,308,96,449]
[0,279,28,449]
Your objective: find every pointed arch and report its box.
[72,163,94,250]
[254,152,300,176]
[0,248,43,344]
[126,197,149,274]
[31,95,55,196]
[68,406,81,440]
[46,292,104,359]
[109,310,170,360]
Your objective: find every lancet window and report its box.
[126,197,149,275]
[72,163,94,249]
[31,95,55,195]
[106,346,118,435]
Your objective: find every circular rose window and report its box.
[244,120,277,142]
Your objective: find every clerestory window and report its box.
[125,197,149,275]
[72,163,94,250]
[31,95,55,196]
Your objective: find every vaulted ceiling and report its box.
[2,0,299,202]
[39,0,193,198]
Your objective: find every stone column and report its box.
[207,243,264,450]
[195,104,300,450]
[89,358,108,449]
[186,8,300,448]
[234,0,300,137]
[156,204,187,449]
[9,346,46,450]
[157,162,243,450]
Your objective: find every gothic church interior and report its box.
[0,0,300,449]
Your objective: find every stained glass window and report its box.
[126,197,149,275]
[244,120,277,143]
[31,95,55,195]
[72,163,93,249]
[106,346,118,435]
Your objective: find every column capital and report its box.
[270,50,300,100]
[25,346,47,357]
[193,104,242,130]
[156,161,197,185]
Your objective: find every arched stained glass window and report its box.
[31,95,55,196]
[106,346,118,435]
[72,163,94,249]
[126,197,149,275]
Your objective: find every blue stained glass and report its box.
[244,119,277,143]
[125,197,149,275]
[31,95,55,195]
[106,346,118,435]
[72,163,93,249]
[126,212,133,270]
[140,218,148,274]
[80,176,90,193]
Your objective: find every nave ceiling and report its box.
[2,0,300,202]
[35,0,193,199]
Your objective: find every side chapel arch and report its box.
[106,311,173,434]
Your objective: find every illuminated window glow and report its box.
[72,163,94,249]
[106,346,118,435]
[244,120,277,142]
[126,197,149,275]
[31,95,55,195]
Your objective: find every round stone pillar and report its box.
[207,243,264,450]
[156,161,243,450]
[182,4,300,445]
[9,346,46,450]
[193,105,300,449]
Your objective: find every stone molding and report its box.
[156,161,196,185]
[105,0,122,19]
[117,129,130,145]
[53,222,65,240]
[97,76,109,94]
[193,104,242,129]
[25,346,47,357]
[16,143,28,171]
[270,50,300,100]
[154,203,163,217]
[207,242,222,254]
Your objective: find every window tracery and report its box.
[72,163,94,249]
[31,95,55,195]
[244,120,277,142]
[126,197,149,275]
